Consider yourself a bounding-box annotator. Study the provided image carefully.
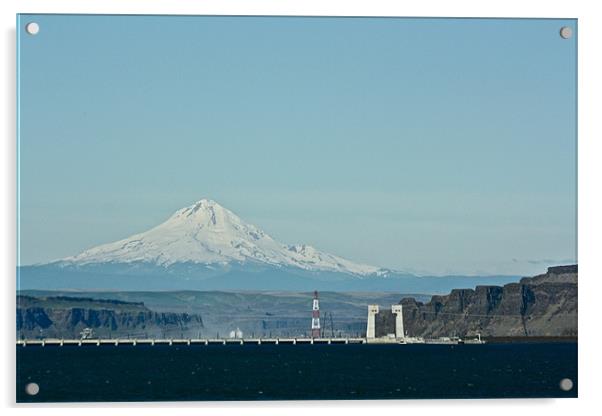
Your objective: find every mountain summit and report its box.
[60,199,383,276]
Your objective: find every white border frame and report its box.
[2,0,600,414]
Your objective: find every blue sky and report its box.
[18,15,577,275]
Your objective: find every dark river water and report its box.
[17,342,577,402]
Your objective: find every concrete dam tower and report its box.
[311,290,321,338]
[392,304,404,339]
[366,304,405,342]
[366,305,380,339]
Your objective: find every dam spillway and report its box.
[16,336,482,346]
[16,337,369,347]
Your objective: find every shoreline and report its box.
[484,336,577,344]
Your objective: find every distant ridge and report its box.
[19,198,525,292]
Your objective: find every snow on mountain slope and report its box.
[60,199,384,277]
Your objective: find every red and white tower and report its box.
[311,290,321,338]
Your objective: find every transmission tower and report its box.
[311,290,321,338]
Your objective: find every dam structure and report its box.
[16,304,407,347]
[16,337,367,347]
[16,292,485,346]
[366,304,406,343]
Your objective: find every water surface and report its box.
[17,342,577,402]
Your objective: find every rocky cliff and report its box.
[400,265,577,338]
[17,295,204,339]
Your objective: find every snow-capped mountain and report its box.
[20,199,523,291]
[59,199,385,277]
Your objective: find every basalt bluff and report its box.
[399,265,577,338]
[17,295,204,339]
